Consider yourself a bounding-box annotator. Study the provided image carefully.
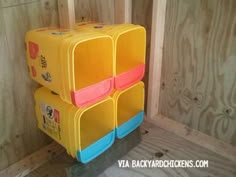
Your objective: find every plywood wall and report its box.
[0,0,115,171]
[160,0,236,145]
[74,0,114,23]
[0,0,59,171]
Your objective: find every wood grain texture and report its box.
[150,114,236,162]
[0,0,40,8]
[0,142,65,177]
[0,0,58,171]
[132,0,153,110]
[74,0,115,23]
[58,0,75,28]
[160,0,236,145]
[114,0,132,23]
[26,122,236,177]
[146,0,166,117]
[26,154,74,177]
[101,122,236,177]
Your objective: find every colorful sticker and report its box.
[40,55,47,68]
[29,41,39,59]
[31,66,37,77]
[40,103,61,140]
[41,72,52,82]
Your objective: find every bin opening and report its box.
[117,83,144,126]
[116,28,145,75]
[80,99,114,150]
[74,37,113,90]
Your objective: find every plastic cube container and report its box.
[26,27,114,107]
[113,82,144,139]
[34,87,115,163]
[76,23,146,90]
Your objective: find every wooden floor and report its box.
[27,122,236,177]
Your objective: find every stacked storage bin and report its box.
[76,23,146,139]
[25,24,145,163]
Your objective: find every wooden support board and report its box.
[147,0,167,118]
[114,0,132,23]
[58,0,75,28]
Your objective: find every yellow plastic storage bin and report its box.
[34,87,115,163]
[113,82,144,139]
[26,27,114,107]
[76,23,146,90]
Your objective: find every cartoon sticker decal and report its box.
[40,55,47,68]
[41,72,52,82]
[29,41,39,59]
[31,66,37,77]
[40,103,61,140]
